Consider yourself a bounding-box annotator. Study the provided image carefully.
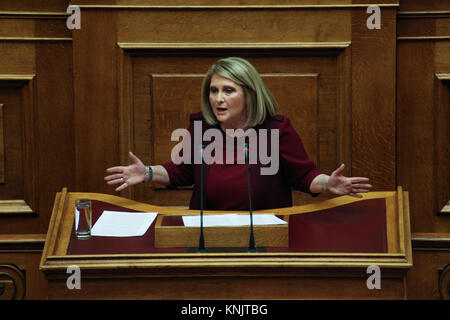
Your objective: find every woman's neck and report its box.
[219,119,246,132]
[220,123,249,138]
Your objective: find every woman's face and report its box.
[209,74,247,130]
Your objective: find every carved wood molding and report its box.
[398,11,450,18]
[0,234,46,252]
[412,233,450,251]
[0,264,25,300]
[397,11,450,41]
[0,104,3,183]
[0,12,68,18]
[439,263,450,300]
[118,42,351,50]
[442,201,450,214]
[0,75,38,214]
[0,37,72,42]
[397,36,450,41]
[434,74,449,216]
[76,4,399,10]
[0,200,33,214]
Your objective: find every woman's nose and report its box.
[216,91,225,103]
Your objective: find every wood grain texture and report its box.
[0,104,3,183]
[117,9,351,43]
[47,275,406,299]
[154,215,289,248]
[35,41,75,233]
[0,264,25,300]
[78,0,398,8]
[0,234,47,299]
[397,4,450,233]
[0,0,75,238]
[396,1,450,299]
[399,0,450,12]
[73,9,119,194]
[0,87,25,202]
[434,75,450,221]
[0,76,37,222]
[351,8,396,191]
[0,233,45,250]
[0,17,71,39]
[407,233,450,299]
[397,41,436,232]
[398,15,449,38]
[0,0,69,12]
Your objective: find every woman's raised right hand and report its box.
[104,152,147,192]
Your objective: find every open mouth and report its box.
[216,107,228,114]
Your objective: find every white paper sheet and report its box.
[182,214,286,227]
[91,211,158,237]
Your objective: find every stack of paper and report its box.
[182,214,286,227]
[91,211,158,237]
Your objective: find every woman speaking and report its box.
[105,57,372,210]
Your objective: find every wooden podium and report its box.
[154,214,289,248]
[40,187,412,299]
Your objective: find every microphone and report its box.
[197,144,206,253]
[244,142,257,253]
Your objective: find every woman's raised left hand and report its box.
[327,164,372,198]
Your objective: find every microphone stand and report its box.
[244,142,257,253]
[197,144,206,253]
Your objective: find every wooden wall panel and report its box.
[0,1,73,299]
[397,7,450,233]
[399,0,450,12]
[0,104,4,183]
[434,75,449,224]
[35,41,75,233]
[0,45,74,233]
[407,234,450,299]
[397,42,435,232]
[351,8,397,191]
[265,74,319,163]
[73,9,118,194]
[0,5,74,232]
[116,9,351,43]
[0,87,24,201]
[0,234,47,300]
[0,76,37,219]
[397,1,450,300]
[150,74,205,165]
[0,1,68,12]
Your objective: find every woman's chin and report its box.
[215,113,228,122]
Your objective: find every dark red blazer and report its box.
[162,112,322,210]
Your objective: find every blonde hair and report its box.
[201,57,278,128]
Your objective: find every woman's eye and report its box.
[224,87,234,93]
[210,87,218,93]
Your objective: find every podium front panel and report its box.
[67,199,387,255]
